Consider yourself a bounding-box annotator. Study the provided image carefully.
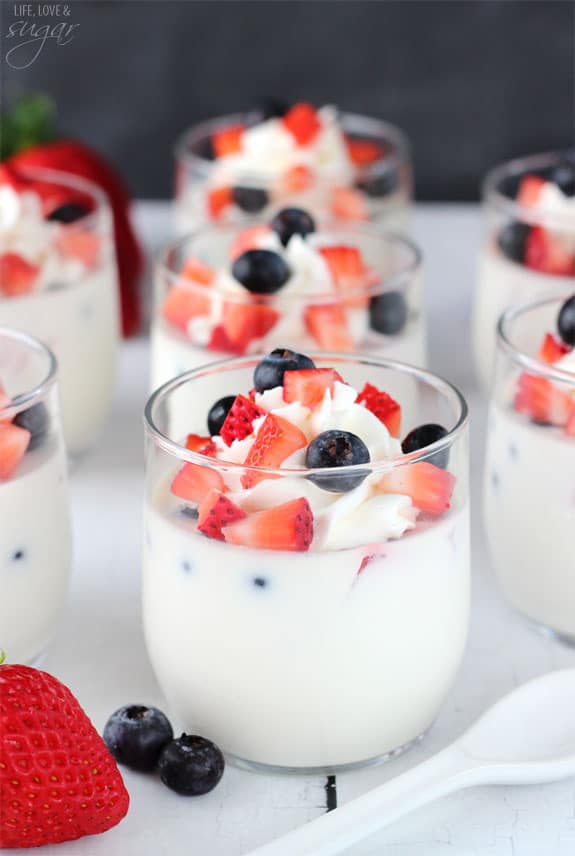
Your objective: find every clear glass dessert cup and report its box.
[0,328,72,664]
[472,149,575,392]
[0,167,120,456]
[143,354,470,773]
[484,296,575,644]
[150,222,426,393]
[174,110,412,234]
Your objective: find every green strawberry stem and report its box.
[1,93,58,160]
[0,649,5,665]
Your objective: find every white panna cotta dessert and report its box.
[473,150,575,391]
[174,103,411,234]
[0,329,72,664]
[485,294,575,642]
[151,210,426,393]
[0,166,120,455]
[143,352,470,772]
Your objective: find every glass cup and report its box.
[0,328,72,664]
[0,167,120,455]
[472,149,575,391]
[484,296,575,643]
[174,110,412,234]
[143,354,470,773]
[150,222,425,394]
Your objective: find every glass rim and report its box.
[144,352,469,478]
[497,294,575,385]
[482,148,575,231]
[156,222,422,306]
[13,165,109,230]
[0,327,58,418]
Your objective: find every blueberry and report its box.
[232,186,269,214]
[369,291,408,335]
[497,222,531,264]
[196,136,215,161]
[356,168,398,199]
[401,423,449,469]
[207,395,236,435]
[13,402,49,451]
[103,705,173,772]
[158,734,225,796]
[259,97,290,119]
[270,208,316,247]
[253,348,315,393]
[558,295,575,345]
[232,249,290,294]
[306,430,370,492]
[46,202,89,223]
[552,161,575,197]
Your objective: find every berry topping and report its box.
[517,175,546,208]
[103,704,173,772]
[162,284,211,333]
[537,332,571,364]
[229,225,273,260]
[378,461,455,516]
[401,423,449,469]
[223,497,313,551]
[369,290,408,335]
[219,394,265,446]
[0,423,31,480]
[318,245,368,307]
[304,303,354,351]
[271,207,316,246]
[283,368,344,408]
[232,186,269,214]
[232,249,291,294]
[0,252,40,297]
[282,102,321,146]
[514,373,574,427]
[171,462,226,504]
[158,734,225,796]
[185,433,217,456]
[13,402,48,451]
[242,414,307,487]
[497,222,531,263]
[525,226,575,276]
[46,202,89,223]
[356,383,401,437]
[220,301,280,352]
[552,161,575,197]
[207,395,236,436]
[306,429,370,493]
[330,186,368,220]
[558,294,575,346]
[345,137,384,166]
[198,489,246,540]
[253,348,316,393]
[207,186,233,220]
[182,256,216,285]
[56,228,100,267]
[281,164,315,193]
[212,124,245,158]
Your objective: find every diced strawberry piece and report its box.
[242,414,307,488]
[565,407,575,437]
[207,186,233,220]
[517,174,546,208]
[514,372,573,426]
[207,324,241,354]
[283,368,344,408]
[56,228,100,267]
[220,394,265,446]
[170,462,225,504]
[282,103,321,146]
[356,382,402,437]
[525,226,575,276]
[181,256,215,285]
[212,124,245,158]
[229,225,273,260]
[198,489,246,540]
[162,284,211,333]
[0,423,31,480]
[281,164,315,193]
[378,461,455,517]
[223,496,313,551]
[304,303,354,351]
[319,244,369,308]
[0,163,27,191]
[345,137,385,166]
[330,186,369,221]
[0,252,40,297]
[185,433,217,456]
[538,333,571,365]
[221,302,280,353]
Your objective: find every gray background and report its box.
[2,0,574,200]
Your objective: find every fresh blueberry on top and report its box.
[196,135,215,161]
[46,202,90,223]
[497,222,531,264]
[207,395,236,435]
[232,186,269,214]
[270,207,316,247]
[369,290,408,336]
[558,294,575,346]
[13,402,49,451]
[103,704,173,772]
[253,348,315,393]
[232,249,291,294]
[356,167,398,199]
[552,161,575,197]
[158,734,225,796]
[402,423,449,469]
[306,429,370,493]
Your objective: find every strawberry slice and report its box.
[345,137,385,166]
[207,324,241,354]
[319,244,369,308]
[181,256,215,285]
[565,407,575,437]
[517,174,546,208]
[282,103,321,146]
[207,186,233,220]
[514,372,573,426]
[56,228,100,267]
[223,496,314,551]
[212,124,245,158]
[330,186,368,221]
[304,303,354,351]
[185,433,217,456]
[525,226,575,276]
[0,252,40,297]
[198,489,246,540]
[221,302,280,353]
[538,333,571,364]
[282,164,315,193]
[0,423,31,480]
[356,382,401,437]
[377,461,455,517]
[242,414,307,488]
[229,225,273,260]
[162,284,211,333]
[283,368,344,408]
[170,462,225,504]
[220,394,265,446]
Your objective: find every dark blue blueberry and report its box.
[158,734,225,796]
[306,430,370,493]
[558,295,575,346]
[232,249,291,294]
[270,207,316,247]
[46,202,89,223]
[12,549,25,561]
[179,506,199,520]
[253,576,268,588]
[552,161,575,197]
[207,395,236,435]
[253,349,315,393]
[196,136,215,161]
[232,186,269,214]
[103,705,173,772]
[13,402,49,452]
[401,424,449,469]
[369,290,408,335]
[356,167,398,199]
[497,222,531,264]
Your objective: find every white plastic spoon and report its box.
[248,669,575,856]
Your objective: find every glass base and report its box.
[225,730,427,776]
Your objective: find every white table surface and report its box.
[31,202,575,856]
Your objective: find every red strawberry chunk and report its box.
[514,372,573,426]
[282,164,315,193]
[220,394,266,446]
[538,332,571,365]
[223,496,313,551]
[181,256,215,285]
[283,368,344,408]
[242,414,307,488]
[221,301,279,353]
[345,137,385,166]
[207,186,233,220]
[170,462,225,504]
[212,124,245,158]
[304,303,354,351]
[0,423,30,480]
[356,382,402,437]
[377,461,455,517]
[185,433,217,456]
[517,174,546,208]
[0,253,40,297]
[319,244,369,308]
[330,186,368,221]
[525,226,575,277]
[162,284,211,333]
[198,489,246,540]
[229,225,273,260]
[565,407,575,437]
[56,228,100,267]
[207,324,241,354]
[282,103,321,146]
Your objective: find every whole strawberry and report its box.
[0,661,129,849]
